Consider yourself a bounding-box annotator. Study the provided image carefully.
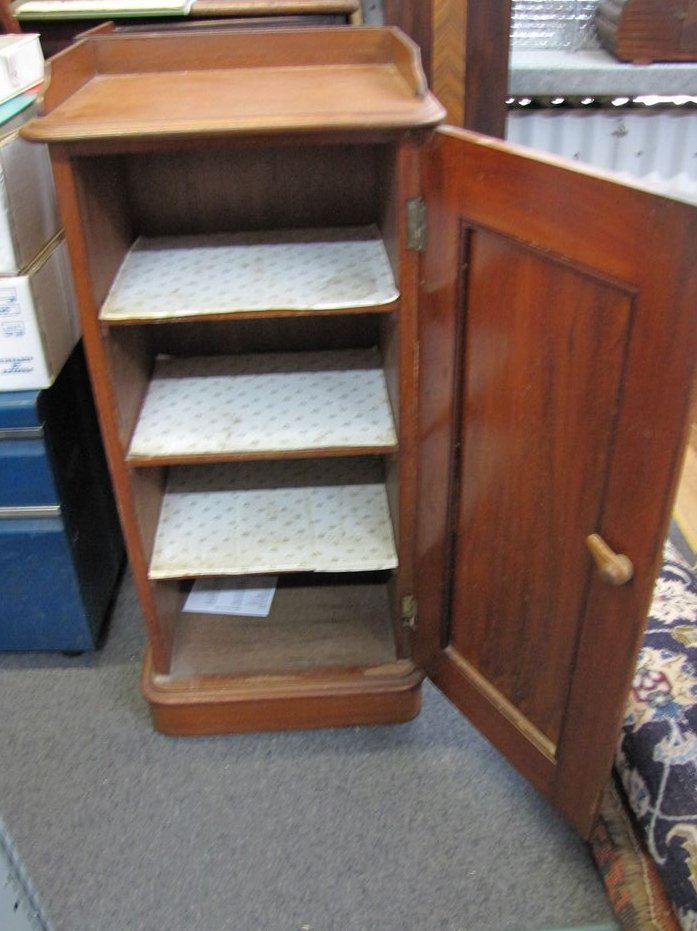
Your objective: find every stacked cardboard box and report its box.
[0,38,80,391]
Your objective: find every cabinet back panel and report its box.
[125,144,392,236]
[144,315,382,356]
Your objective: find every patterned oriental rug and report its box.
[591,543,697,931]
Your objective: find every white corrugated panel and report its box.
[507,109,697,203]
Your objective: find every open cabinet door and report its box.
[415,126,697,837]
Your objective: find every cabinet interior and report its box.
[166,571,397,679]
[76,139,411,678]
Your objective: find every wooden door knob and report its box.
[586,533,634,586]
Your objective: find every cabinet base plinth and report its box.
[141,649,424,735]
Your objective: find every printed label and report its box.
[0,288,19,317]
[1,321,24,337]
[0,356,35,375]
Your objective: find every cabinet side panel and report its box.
[130,467,166,565]
[73,154,133,308]
[104,327,152,451]
[384,139,422,656]
[413,137,462,672]
[50,149,173,671]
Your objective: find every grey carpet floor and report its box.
[0,572,616,931]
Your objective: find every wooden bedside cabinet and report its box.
[22,24,697,837]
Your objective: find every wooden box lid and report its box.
[596,0,697,63]
[22,25,445,144]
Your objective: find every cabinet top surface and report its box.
[23,26,445,144]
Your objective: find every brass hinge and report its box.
[401,594,417,630]
[406,197,427,252]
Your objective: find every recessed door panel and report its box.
[450,229,632,747]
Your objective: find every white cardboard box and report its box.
[0,121,60,276]
[0,35,43,106]
[0,237,80,390]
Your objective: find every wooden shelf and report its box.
[22,26,445,145]
[149,458,398,579]
[100,228,399,323]
[128,348,398,463]
[169,576,396,678]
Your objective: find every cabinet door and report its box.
[416,126,697,837]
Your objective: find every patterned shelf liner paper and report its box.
[128,348,398,459]
[148,458,398,579]
[100,227,399,320]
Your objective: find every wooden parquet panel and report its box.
[432,0,466,126]
[382,1,511,135]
